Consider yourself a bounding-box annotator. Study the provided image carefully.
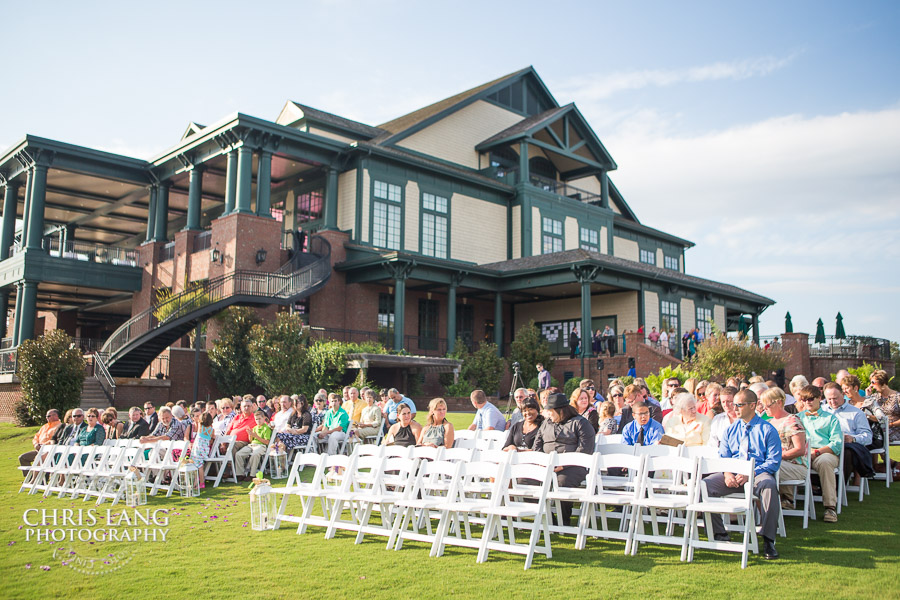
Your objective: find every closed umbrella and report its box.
[785,312,793,334]
[814,318,826,344]
[835,312,846,339]
[737,316,748,337]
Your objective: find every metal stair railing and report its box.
[101,236,331,360]
[93,351,116,405]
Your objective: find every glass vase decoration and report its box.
[177,463,201,497]
[124,467,147,507]
[249,476,275,531]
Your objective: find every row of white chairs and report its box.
[269,445,764,569]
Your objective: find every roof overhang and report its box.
[345,353,462,374]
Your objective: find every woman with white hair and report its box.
[663,392,711,446]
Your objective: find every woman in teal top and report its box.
[417,398,455,448]
[77,410,106,446]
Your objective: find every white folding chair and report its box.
[441,447,475,463]
[778,445,814,530]
[453,430,479,449]
[66,445,111,499]
[596,443,635,456]
[19,445,55,494]
[576,452,644,549]
[479,430,508,450]
[204,434,237,487]
[272,453,328,530]
[42,447,84,497]
[683,457,759,569]
[810,443,847,514]
[409,446,442,462]
[295,454,356,534]
[600,434,624,444]
[545,452,593,536]
[626,454,697,556]
[870,415,891,488]
[149,441,188,497]
[390,459,462,551]
[79,446,125,501]
[681,445,721,460]
[475,449,514,465]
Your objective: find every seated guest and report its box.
[617,384,662,433]
[256,396,274,419]
[534,392,595,527]
[222,399,256,462]
[699,383,723,416]
[141,406,185,444]
[234,410,272,481]
[18,408,62,472]
[506,388,529,430]
[468,389,506,431]
[417,397,455,448]
[172,405,192,441]
[54,409,85,446]
[707,389,782,560]
[316,394,350,455]
[212,398,235,436]
[796,385,843,523]
[708,386,739,448]
[748,382,769,418]
[570,387,599,433]
[866,369,900,444]
[121,407,150,439]
[271,395,295,431]
[355,389,385,443]
[694,380,709,413]
[384,388,417,426]
[761,388,808,508]
[144,403,159,432]
[607,385,626,426]
[77,408,106,446]
[276,394,314,452]
[663,393,711,446]
[622,400,665,446]
[502,397,543,451]
[384,403,421,447]
[659,376,681,412]
[101,408,123,440]
[821,381,876,481]
[597,401,618,436]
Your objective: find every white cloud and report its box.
[599,105,900,340]
[556,54,798,101]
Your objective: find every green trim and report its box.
[365,156,509,206]
[368,172,406,252]
[417,184,451,260]
[354,158,364,242]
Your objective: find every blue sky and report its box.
[2,1,899,341]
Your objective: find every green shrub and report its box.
[460,342,504,396]
[439,338,470,390]
[446,380,473,397]
[153,283,209,323]
[620,375,634,388]
[645,364,701,400]
[563,376,581,398]
[508,321,554,389]
[305,340,385,396]
[16,330,85,426]
[248,312,310,397]
[209,307,258,395]
[690,334,785,382]
[830,362,886,387]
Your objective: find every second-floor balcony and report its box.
[13,235,139,267]
[482,166,603,205]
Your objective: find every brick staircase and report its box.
[80,377,111,411]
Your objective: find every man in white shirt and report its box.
[821,382,875,479]
[469,389,506,431]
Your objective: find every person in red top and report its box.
[19,409,62,473]
[222,399,256,461]
[697,382,722,416]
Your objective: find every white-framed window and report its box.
[580,227,598,252]
[696,307,712,338]
[373,179,402,249]
[661,300,679,341]
[639,248,656,265]
[542,217,563,254]
[421,192,448,259]
[664,255,679,271]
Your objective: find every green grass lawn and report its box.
[1,416,898,600]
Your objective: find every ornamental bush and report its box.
[644,364,700,399]
[16,330,85,426]
[209,307,259,396]
[690,334,785,382]
[508,321,554,390]
[248,312,309,397]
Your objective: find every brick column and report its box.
[781,332,810,381]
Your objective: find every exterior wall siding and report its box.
[396,100,523,169]
[405,181,420,253]
[681,298,696,334]
[600,226,608,254]
[511,205,521,260]
[656,248,664,267]
[564,216,579,251]
[644,290,660,332]
[613,236,639,261]
[308,127,355,144]
[450,194,506,264]
[361,170,370,243]
[531,206,541,254]
[337,169,356,234]
[513,291,639,334]
[714,304,726,332]
[569,175,601,195]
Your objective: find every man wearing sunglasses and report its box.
[705,389,782,560]
[54,409,86,446]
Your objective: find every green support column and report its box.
[235,146,254,214]
[223,150,237,215]
[520,197,532,258]
[19,172,32,252]
[145,185,158,242]
[17,281,37,342]
[153,183,169,242]
[581,280,592,358]
[323,167,339,230]
[0,183,19,260]
[256,150,272,218]
[752,314,760,347]
[11,283,22,345]
[494,292,503,356]
[24,165,48,251]
[394,277,406,352]
[638,283,645,332]
[0,291,8,340]
[63,224,76,254]
[600,169,609,209]
[518,140,529,184]
[184,166,204,231]
[446,284,457,352]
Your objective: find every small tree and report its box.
[304,340,385,397]
[248,312,309,397]
[16,330,85,426]
[460,342,504,395]
[209,307,258,395]
[691,335,785,381]
[508,320,554,389]
[644,364,700,399]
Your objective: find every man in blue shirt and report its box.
[384,388,417,428]
[622,401,664,446]
[705,389,782,560]
[468,389,507,431]
[822,382,876,479]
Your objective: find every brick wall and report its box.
[0,382,22,423]
[112,379,172,411]
[166,347,222,403]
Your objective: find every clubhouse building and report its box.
[0,67,774,404]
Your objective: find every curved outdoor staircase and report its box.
[100,236,332,377]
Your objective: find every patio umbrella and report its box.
[835,312,846,339]
[737,316,748,337]
[814,318,826,344]
[785,312,793,333]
